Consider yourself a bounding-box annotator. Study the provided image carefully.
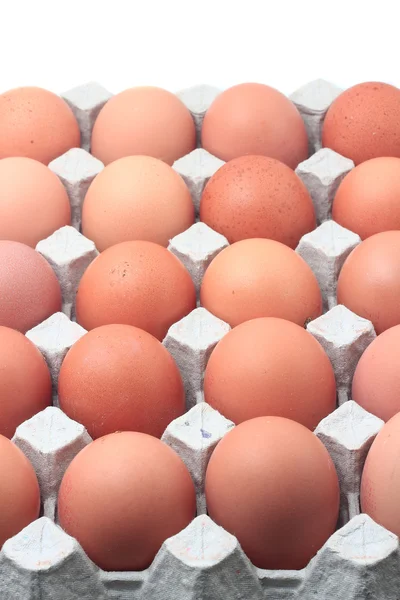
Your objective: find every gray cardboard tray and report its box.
[0,80,396,600]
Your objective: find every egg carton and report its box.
[0,79,397,600]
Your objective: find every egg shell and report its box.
[204,318,336,430]
[91,86,196,166]
[0,86,80,164]
[205,416,340,570]
[75,240,196,340]
[57,431,196,571]
[337,230,400,334]
[58,324,185,439]
[0,434,40,547]
[361,412,400,537]
[322,82,400,165]
[0,241,61,333]
[200,155,316,247]
[81,155,194,251]
[201,83,309,168]
[200,238,322,328]
[0,157,71,247]
[332,157,400,239]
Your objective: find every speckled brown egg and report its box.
[205,417,340,570]
[352,324,400,422]
[0,435,40,548]
[0,157,70,247]
[0,241,61,333]
[200,238,322,327]
[91,86,196,166]
[82,155,194,251]
[58,431,196,571]
[204,318,336,430]
[322,82,400,165]
[0,86,80,164]
[337,231,400,334]
[75,240,196,340]
[0,326,52,438]
[332,157,400,239]
[58,324,185,439]
[201,83,309,168]
[200,155,316,247]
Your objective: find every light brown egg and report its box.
[75,240,196,340]
[0,157,70,247]
[322,82,400,165]
[205,417,340,570]
[0,434,40,547]
[91,86,196,166]
[0,327,52,438]
[361,412,400,537]
[204,318,336,430]
[352,325,400,422]
[200,155,315,247]
[200,238,322,328]
[201,83,308,168]
[58,431,196,571]
[0,241,61,333]
[59,324,185,439]
[337,231,400,334]
[332,157,400,239]
[82,155,194,251]
[0,86,80,164]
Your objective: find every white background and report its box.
[0,0,397,96]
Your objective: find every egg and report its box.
[205,417,340,570]
[352,325,400,422]
[91,86,196,166]
[332,157,400,239]
[201,83,308,168]
[58,431,196,571]
[200,155,315,247]
[0,86,80,164]
[204,318,336,430]
[0,327,52,438]
[0,434,40,547]
[200,238,322,328]
[0,241,61,333]
[322,82,400,165]
[0,157,70,247]
[337,231,400,334]
[75,240,196,340]
[361,412,400,537]
[81,155,194,252]
[58,324,185,439]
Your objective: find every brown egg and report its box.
[76,240,196,340]
[82,155,194,251]
[0,86,80,164]
[0,157,70,247]
[332,157,400,239]
[58,324,185,439]
[352,325,400,422]
[322,82,400,165]
[361,412,400,537]
[201,83,308,168]
[58,431,196,570]
[91,86,196,166]
[0,327,52,438]
[337,231,400,334]
[205,417,340,570]
[0,434,40,547]
[200,155,315,247]
[204,318,336,430]
[0,241,61,333]
[200,238,322,328]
